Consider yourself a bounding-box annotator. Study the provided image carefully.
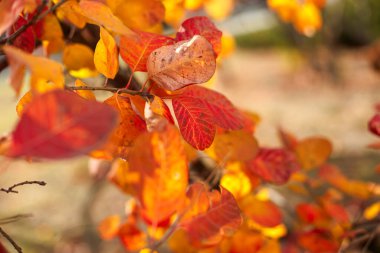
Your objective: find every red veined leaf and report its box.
[172,86,244,150]
[120,30,174,72]
[7,16,35,53]
[239,195,282,227]
[128,124,189,225]
[9,90,118,159]
[368,113,380,136]
[172,93,215,150]
[28,4,48,39]
[181,186,242,247]
[147,35,216,91]
[246,148,300,184]
[176,16,223,55]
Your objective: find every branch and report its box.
[0,0,67,45]
[0,227,22,253]
[0,181,46,194]
[65,85,153,99]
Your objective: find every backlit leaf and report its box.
[147,35,216,91]
[296,203,325,224]
[16,91,33,117]
[93,94,146,159]
[120,30,174,72]
[78,0,135,37]
[295,137,332,170]
[204,0,234,21]
[3,45,64,95]
[149,96,175,124]
[294,2,322,37]
[40,13,65,55]
[98,215,121,240]
[247,148,300,184]
[298,229,339,253]
[73,79,96,100]
[56,0,87,28]
[128,124,188,224]
[9,90,118,159]
[229,229,264,253]
[106,0,165,31]
[94,27,119,79]
[240,195,282,227]
[364,202,380,220]
[176,16,223,55]
[181,186,242,247]
[368,114,380,136]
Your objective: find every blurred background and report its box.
[1,0,380,252]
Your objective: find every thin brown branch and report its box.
[0,0,67,45]
[0,181,46,194]
[65,85,153,99]
[0,227,22,253]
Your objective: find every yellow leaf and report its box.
[295,137,332,170]
[16,91,33,116]
[40,13,65,55]
[267,0,298,22]
[221,164,252,199]
[3,45,64,95]
[294,2,322,37]
[63,43,95,72]
[219,32,236,60]
[163,0,186,28]
[184,0,203,10]
[94,28,119,79]
[204,0,234,21]
[107,0,165,31]
[74,79,96,100]
[56,0,88,28]
[364,202,380,220]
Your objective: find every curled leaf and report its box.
[94,27,119,79]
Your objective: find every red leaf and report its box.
[176,16,222,55]
[7,17,35,53]
[172,86,244,150]
[181,186,242,247]
[246,148,300,184]
[120,30,174,72]
[298,229,339,253]
[368,113,380,136]
[9,90,118,159]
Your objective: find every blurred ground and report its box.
[1,46,380,252]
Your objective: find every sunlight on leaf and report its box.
[94,27,119,79]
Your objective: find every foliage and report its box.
[0,0,379,253]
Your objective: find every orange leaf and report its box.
[298,229,339,253]
[295,137,332,170]
[247,148,300,184]
[63,43,95,71]
[93,94,146,159]
[181,186,242,247]
[120,30,174,72]
[40,13,64,55]
[3,45,64,95]
[147,35,216,91]
[128,124,189,224]
[278,128,298,151]
[296,203,325,224]
[98,215,121,240]
[9,90,118,159]
[204,0,234,21]
[176,16,223,55]
[229,229,264,253]
[172,86,244,150]
[94,27,119,79]
[78,0,135,37]
[73,79,96,100]
[149,96,175,124]
[294,2,322,37]
[240,195,282,227]
[56,0,87,28]
[16,91,33,116]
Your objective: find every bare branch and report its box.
[0,181,46,194]
[0,227,22,253]
[65,85,153,99]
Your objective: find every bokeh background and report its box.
[1,0,380,252]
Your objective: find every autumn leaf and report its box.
[3,45,64,95]
[40,13,65,55]
[294,2,322,37]
[172,86,244,150]
[180,186,242,247]
[56,0,87,29]
[176,16,223,55]
[204,0,234,21]
[106,0,165,31]
[296,203,325,225]
[9,90,118,159]
[239,195,282,227]
[93,94,146,159]
[73,79,96,100]
[295,137,332,170]
[63,43,96,72]
[368,113,380,136]
[298,229,339,253]
[149,96,175,124]
[16,90,33,116]
[147,35,216,91]
[94,27,119,79]
[7,16,35,53]
[128,124,188,224]
[120,30,174,72]
[98,215,121,240]
[229,229,264,253]
[247,148,300,184]
[78,0,135,37]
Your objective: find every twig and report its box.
[65,85,153,98]
[0,181,46,194]
[0,227,22,253]
[0,0,67,44]
[0,214,33,225]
